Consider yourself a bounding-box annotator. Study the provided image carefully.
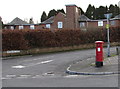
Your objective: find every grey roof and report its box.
[79,15,90,21]
[114,14,120,19]
[110,14,120,20]
[7,17,29,25]
[40,16,55,24]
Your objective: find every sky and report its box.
[0,0,120,24]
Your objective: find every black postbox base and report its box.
[96,62,103,67]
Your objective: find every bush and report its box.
[2,30,28,51]
[2,27,120,51]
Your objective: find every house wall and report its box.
[4,24,41,30]
[111,19,120,27]
[80,19,120,30]
[51,12,66,30]
[39,24,46,29]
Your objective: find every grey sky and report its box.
[0,0,119,23]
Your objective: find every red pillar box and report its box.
[95,41,104,67]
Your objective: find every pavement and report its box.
[66,55,119,75]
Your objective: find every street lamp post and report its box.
[104,13,112,57]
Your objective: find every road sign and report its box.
[104,13,112,19]
[106,24,110,29]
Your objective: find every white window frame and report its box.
[80,22,85,27]
[10,26,14,30]
[110,21,115,25]
[30,25,35,29]
[98,21,103,26]
[58,22,63,29]
[19,25,24,29]
[46,24,51,28]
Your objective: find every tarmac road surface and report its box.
[2,47,118,87]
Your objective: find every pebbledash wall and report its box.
[4,4,120,30]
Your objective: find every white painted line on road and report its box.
[6,75,16,78]
[2,77,12,80]
[11,60,54,69]
[65,75,78,78]
[32,75,41,78]
[12,65,26,69]
[41,60,53,64]
[25,60,53,67]
[64,75,90,78]
[17,75,32,79]
[20,56,54,63]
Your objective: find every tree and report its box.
[114,5,120,16]
[57,9,65,14]
[41,11,47,22]
[93,6,108,19]
[29,18,34,24]
[2,21,4,29]
[108,4,115,17]
[98,6,107,19]
[85,4,95,19]
[78,7,85,15]
[48,9,57,19]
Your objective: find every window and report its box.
[10,26,14,30]
[58,22,63,28]
[80,22,85,27]
[46,24,51,28]
[30,25,35,29]
[98,21,103,26]
[110,21,115,25]
[19,26,24,29]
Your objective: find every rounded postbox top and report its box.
[95,41,104,44]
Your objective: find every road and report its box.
[2,47,118,87]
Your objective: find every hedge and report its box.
[2,27,120,51]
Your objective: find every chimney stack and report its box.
[65,4,81,29]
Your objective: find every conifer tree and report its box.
[41,11,47,22]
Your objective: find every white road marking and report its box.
[41,60,53,64]
[20,56,54,62]
[12,60,53,69]
[12,65,25,69]
[17,75,31,78]
[3,75,17,79]
[64,75,91,78]
[65,75,78,78]
[32,75,41,78]
[2,77,11,80]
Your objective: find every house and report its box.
[4,17,40,30]
[79,14,120,30]
[4,4,120,30]
[41,4,120,30]
[40,4,81,30]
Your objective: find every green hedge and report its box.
[2,27,120,51]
